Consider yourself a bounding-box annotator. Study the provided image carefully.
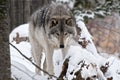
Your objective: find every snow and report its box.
[11,60,47,80]
[10,41,34,72]
[9,0,120,80]
[77,21,92,41]
[74,10,95,21]
[9,24,29,42]
[105,57,120,80]
[77,20,102,58]
[53,49,63,77]
[10,22,120,80]
[64,46,106,80]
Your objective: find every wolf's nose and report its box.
[60,45,64,48]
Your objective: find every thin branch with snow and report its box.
[9,42,59,79]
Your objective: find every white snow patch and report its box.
[9,23,29,43]
[10,23,120,80]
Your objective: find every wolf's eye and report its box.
[66,18,73,26]
[50,18,58,28]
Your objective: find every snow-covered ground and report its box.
[10,22,120,80]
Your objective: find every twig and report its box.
[58,57,69,80]
[11,64,37,80]
[9,42,58,79]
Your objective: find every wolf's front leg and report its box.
[45,48,54,75]
[31,44,43,75]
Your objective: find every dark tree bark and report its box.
[9,0,17,31]
[24,0,31,23]
[9,0,31,31]
[30,0,51,13]
[9,0,53,32]
[0,0,11,80]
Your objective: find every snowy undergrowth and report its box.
[10,22,120,80]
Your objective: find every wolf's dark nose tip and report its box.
[60,45,64,48]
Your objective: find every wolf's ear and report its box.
[30,6,49,27]
[30,9,42,27]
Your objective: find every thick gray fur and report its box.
[29,2,77,75]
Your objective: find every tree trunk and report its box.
[0,0,11,80]
[9,0,31,32]
[9,0,53,32]
[30,0,51,13]
[24,0,31,22]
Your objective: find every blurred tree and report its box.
[9,0,31,31]
[0,0,11,79]
[9,0,53,32]
[72,0,120,23]
[70,0,120,54]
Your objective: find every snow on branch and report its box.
[57,45,116,80]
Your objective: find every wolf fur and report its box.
[29,2,77,75]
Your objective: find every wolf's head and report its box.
[30,2,77,48]
[45,3,77,48]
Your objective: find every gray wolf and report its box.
[29,2,77,75]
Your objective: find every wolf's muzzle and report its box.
[60,44,64,48]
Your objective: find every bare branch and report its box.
[9,42,58,79]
